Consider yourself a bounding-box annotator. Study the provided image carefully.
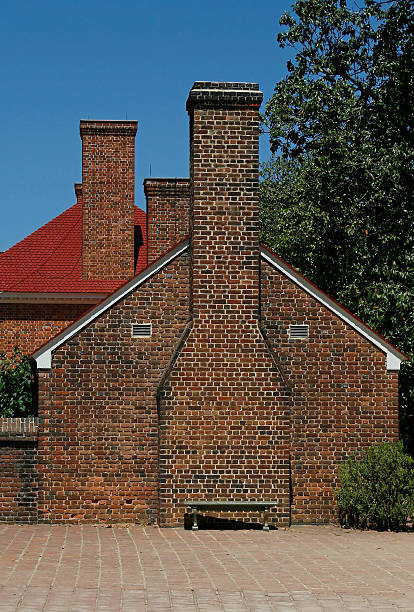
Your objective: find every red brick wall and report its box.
[37,254,189,523]
[158,83,291,528]
[144,178,190,264]
[80,120,137,280]
[0,418,38,523]
[37,370,51,522]
[261,261,399,523]
[17,255,401,527]
[0,303,90,355]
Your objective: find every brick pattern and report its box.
[80,120,137,280]
[0,417,38,437]
[0,303,90,356]
[1,525,414,610]
[37,254,189,523]
[37,370,51,522]
[158,83,291,527]
[261,261,399,523]
[144,178,190,264]
[0,418,38,522]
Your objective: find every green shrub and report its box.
[0,347,35,418]
[335,442,414,530]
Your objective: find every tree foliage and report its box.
[335,441,414,530]
[260,0,414,453]
[0,347,35,418]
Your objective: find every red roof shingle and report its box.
[0,202,147,294]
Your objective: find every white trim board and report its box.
[33,239,405,371]
[261,246,406,370]
[33,240,189,369]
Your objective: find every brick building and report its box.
[0,82,407,526]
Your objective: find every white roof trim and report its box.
[34,240,189,369]
[0,292,109,304]
[33,239,404,371]
[261,247,406,371]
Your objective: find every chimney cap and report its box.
[143,177,190,182]
[80,119,138,138]
[143,178,190,195]
[186,81,263,111]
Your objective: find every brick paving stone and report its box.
[0,525,413,610]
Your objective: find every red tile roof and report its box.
[0,202,147,294]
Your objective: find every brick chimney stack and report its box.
[80,120,137,280]
[158,82,290,527]
[143,178,190,264]
[186,82,263,322]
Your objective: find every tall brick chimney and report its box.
[80,120,137,280]
[144,178,190,264]
[187,81,263,322]
[158,82,290,527]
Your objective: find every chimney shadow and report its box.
[184,512,278,531]
[134,225,144,270]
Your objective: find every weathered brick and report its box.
[80,120,137,280]
[37,255,190,523]
[158,83,291,527]
[0,418,38,523]
[0,303,90,355]
[261,264,399,523]
[144,178,190,264]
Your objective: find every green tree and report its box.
[260,0,414,453]
[0,347,35,418]
[335,442,414,530]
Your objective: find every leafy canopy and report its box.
[0,347,35,418]
[260,0,414,452]
[335,441,414,530]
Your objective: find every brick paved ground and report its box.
[0,524,413,611]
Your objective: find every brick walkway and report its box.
[0,525,413,611]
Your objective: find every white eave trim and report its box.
[261,247,406,371]
[34,240,189,369]
[0,292,109,304]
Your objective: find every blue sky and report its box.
[0,0,294,252]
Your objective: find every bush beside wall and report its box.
[336,441,414,530]
[0,347,35,418]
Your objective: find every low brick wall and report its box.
[0,418,38,522]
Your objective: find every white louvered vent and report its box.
[131,323,152,338]
[289,325,309,339]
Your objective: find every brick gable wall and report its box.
[37,253,189,523]
[261,261,399,523]
[2,256,400,524]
